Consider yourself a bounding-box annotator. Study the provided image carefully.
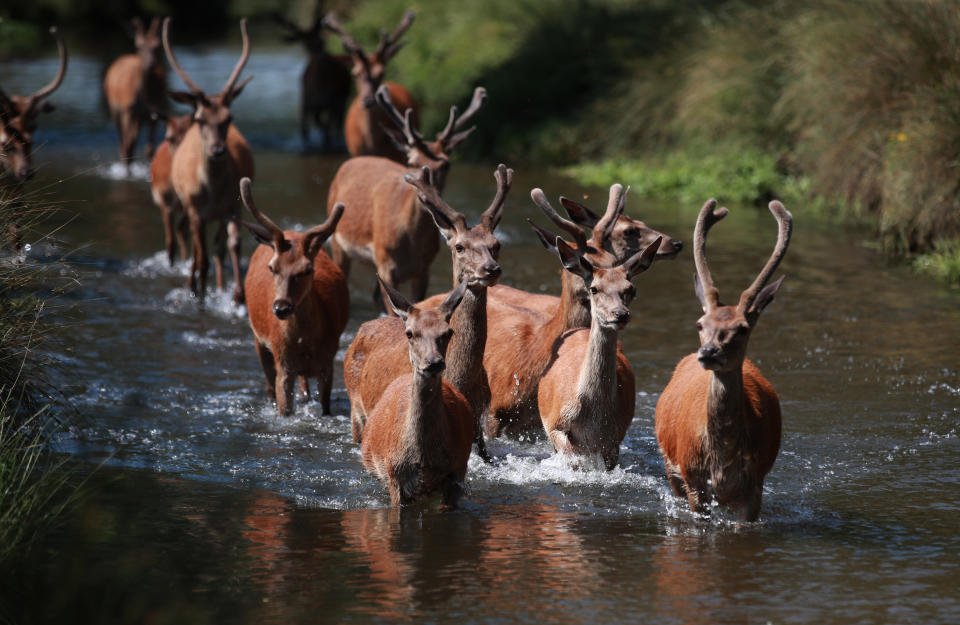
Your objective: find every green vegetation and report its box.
[0,197,78,562]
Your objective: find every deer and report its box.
[360,276,473,508]
[0,26,67,251]
[534,217,662,470]
[273,8,351,150]
[654,198,792,522]
[343,164,511,463]
[103,17,167,166]
[481,185,681,438]
[149,112,193,266]
[163,17,255,305]
[323,11,417,163]
[239,177,349,416]
[326,84,486,311]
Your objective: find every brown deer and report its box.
[326,84,486,310]
[0,26,67,251]
[149,112,193,266]
[273,9,351,150]
[163,17,254,305]
[323,11,417,162]
[343,164,511,463]
[360,276,473,508]
[655,198,792,522]
[536,227,662,470]
[239,177,349,416]
[482,185,680,438]
[103,17,166,165]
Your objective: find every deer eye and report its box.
[268,265,278,274]
[696,322,703,331]
[590,286,598,295]
[405,330,413,339]
[455,244,465,253]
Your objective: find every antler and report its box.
[436,87,487,151]
[147,16,161,37]
[481,163,514,231]
[737,200,793,312]
[530,188,588,253]
[693,198,728,312]
[373,10,415,63]
[323,13,366,57]
[403,166,466,231]
[303,202,344,253]
[221,19,251,98]
[239,177,285,247]
[592,184,627,247]
[24,27,67,116]
[375,85,441,159]
[162,18,203,93]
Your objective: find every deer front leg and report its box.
[213,221,227,291]
[175,209,190,262]
[161,203,177,267]
[227,219,244,305]
[298,376,311,403]
[548,428,575,458]
[186,210,206,299]
[275,369,295,417]
[409,270,430,304]
[145,115,157,159]
[254,341,277,401]
[440,475,464,511]
[319,360,333,416]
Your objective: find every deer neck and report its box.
[705,368,748,455]
[444,285,487,411]
[404,369,448,448]
[575,319,620,412]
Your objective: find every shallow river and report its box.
[2,45,959,624]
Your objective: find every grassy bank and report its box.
[0,196,77,562]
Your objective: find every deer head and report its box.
[163,17,253,159]
[542,229,661,330]
[239,177,344,320]
[131,17,163,69]
[692,199,792,372]
[559,185,683,261]
[403,163,510,290]
[273,11,327,55]
[323,11,414,108]
[380,276,468,374]
[0,27,67,183]
[378,85,486,187]
[161,113,193,149]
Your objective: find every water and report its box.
[3,47,960,624]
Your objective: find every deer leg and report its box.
[738,485,764,523]
[145,115,157,159]
[121,110,138,165]
[440,475,464,511]
[298,376,310,402]
[213,222,227,291]
[548,428,575,458]
[254,341,277,401]
[227,219,244,305]
[161,203,177,267]
[409,271,430,304]
[350,400,366,443]
[187,210,205,299]
[276,370,295,417]
[174,209,190,262]
[319,360,333,416]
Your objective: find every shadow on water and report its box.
[2,40,959,625]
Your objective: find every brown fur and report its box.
[103,18,166,163]
[149,114,192,266]
[345,82,416,162]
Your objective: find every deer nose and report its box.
[17,166,33,181]
[483,263,501,279]
[669,238,683,252]
[210,144,226,158]
[698,345,720,361]
[614,310,631,325]
[423,357,446,373]
[273,300,294,319]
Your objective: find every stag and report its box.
[323,11,417,162]
[360,277,473,508]
[0,26,67,251]
[655,199,792,522]
[343,164,511,463]
[163,17,254,304]
[239,177,349,416]
[482,185,680,437]
[326,84,486,310]
[103,17,167,166]
[273,9,351,150]
[534,205,662,469]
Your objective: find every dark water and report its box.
[2,47,959,624]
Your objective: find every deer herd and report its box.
[0,10,795,522]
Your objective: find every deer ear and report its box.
[560,197,600,227]
[623,236,661,279]
[378,276,413,320]
[439,279,468,321]
[241,220,275,247]
[555,237,593,280]
[527,219,558,252]
[169,90,199,106]
[750,275,785,315]
[421,201,457,240]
